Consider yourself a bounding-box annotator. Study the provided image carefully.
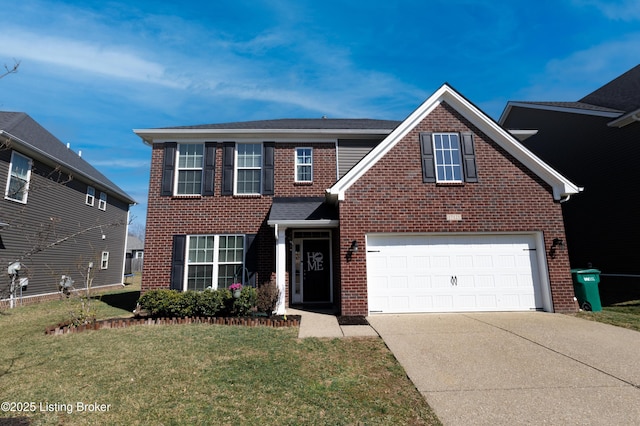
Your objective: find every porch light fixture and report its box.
[549,238,564,259]
[346,240,358,261]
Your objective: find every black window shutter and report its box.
[221,142,235,195]
[419,133,436,183]
[161,142,177,196]
[461,132,478,183]
[263,142,275,195]
[170,235,186,291]
[203,142,216,196]
[244,234,258,287]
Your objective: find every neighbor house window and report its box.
[433,133,462,182]
[5,151,32,203]
[101,252,109,269]
[98,192,107,211]
[176,143,204,195]
[86,186,95,206]
[295,147,313,182]
[235,143,262,194]
[186,235,244,291]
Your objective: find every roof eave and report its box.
[0,130,136,205]
[328,84,582,202]
[266,219,339,228]
[134,127,396,144]
[607,108,640,128]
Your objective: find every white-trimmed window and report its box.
[135,251,144,259]
[101,252,109,269]
[98,192,107,211]
[176,143,204,195]
[295,147,313,182]
[186,234,244,291]
[433,133,463,182]
[86,186,95,206]
[235,143,262,194]
[5,151,32,203]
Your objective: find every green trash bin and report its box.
[570,268,602,312]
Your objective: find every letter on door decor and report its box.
[307,252,324,271]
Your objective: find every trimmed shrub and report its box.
[233,286,258,317]
[137,288,253,318]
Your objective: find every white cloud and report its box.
[518,34,640,100]
[0,28,185,88]
[90,159,150,169]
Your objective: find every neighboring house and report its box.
[135,84,580,316]
[499,64,640,303]
[125,234,144,274]
[0,112,135,305]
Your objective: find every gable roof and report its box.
[135,118,400,144]
[327,84,581,202]
[0,112,135,204]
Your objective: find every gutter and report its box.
[608,109,640,128]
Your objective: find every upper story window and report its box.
[86,186,95,206]
[5,151,32,203]
[235,143,262,195]
[98,192,107,211]
[420,132,478,184]
[176,143,204,195]
[433,133,462,182]
[295,147,313,182]
[101,251,110,269]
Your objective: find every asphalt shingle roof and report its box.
[161,118,401,131]
[269,197,338,222]
[579,64,640,112]
[0,112,135,204]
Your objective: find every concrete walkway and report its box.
[367,312,640,426]
[287,308,378,338]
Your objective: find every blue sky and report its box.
[1,0,639,230]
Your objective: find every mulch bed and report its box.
[45,315,301,335]
[337,316,369,326]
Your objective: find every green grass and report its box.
[0,287,440,426]
[574,300,640,332]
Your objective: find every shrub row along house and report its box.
[500,64,640,304]
[135,84,581,317]
[0,112,135,306]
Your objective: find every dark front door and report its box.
[303,239,331,303]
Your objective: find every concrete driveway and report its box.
[367,312,640,425]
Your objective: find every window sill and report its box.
[294,181,313,186]
[171,195,203,199]
[4,196,27,204]
[233,194,262,199]
[436,182,465,187]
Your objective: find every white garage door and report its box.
[367,234,546,313]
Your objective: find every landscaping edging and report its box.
[45,315,300,335]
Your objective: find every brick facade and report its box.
[142,142,336,292]
[337,103,574,315]
[141,96,577,317]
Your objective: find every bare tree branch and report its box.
[0,59,20,79]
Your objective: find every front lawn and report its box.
[0,289,440,425]
[574,300,640,332]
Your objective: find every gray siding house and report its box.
[499,64,640,304]
[0,112,135,305]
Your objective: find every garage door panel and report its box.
[367,234,544,313]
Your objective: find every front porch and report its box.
[267,197,340,314]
